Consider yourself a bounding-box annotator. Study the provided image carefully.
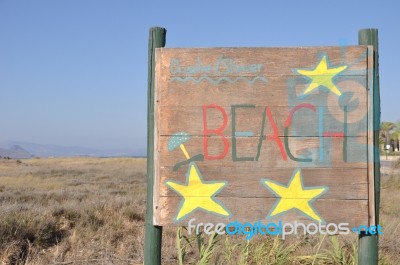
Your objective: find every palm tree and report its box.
[392,130,400,151]
[380,121,396,149]
[392,120,400,151]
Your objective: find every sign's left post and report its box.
[144,27,166,265]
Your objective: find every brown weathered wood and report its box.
[158,78,368,107]
[159,47,367,77]
[366,46,376,226]
[158,136,368,168]
[159,106,367,137]
[154,46,373,227]
[155,197,368,227]
[158,167,368,199]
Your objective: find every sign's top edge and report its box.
[155,45,371,50]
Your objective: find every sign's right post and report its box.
[358,28,379,265]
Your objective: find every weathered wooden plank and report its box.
[160,167,368,184]
[158,136,368,168]
[161,182,368,200]
[154,197,369,227]
[158,106,367,137]
[158,76,368,107]
[367,46,376,226]
[158,47,368,78]
[158,167,368,200]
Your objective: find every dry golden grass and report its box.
[379,172,400,264]
[0,157,398,264]
[0,157,148,264]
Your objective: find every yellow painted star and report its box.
[296,55,348,96]
[166,162,230,221]
[261,169,328,222]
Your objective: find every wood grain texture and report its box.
[158,77,368,107]
[159,106,367,137]
[158,136,368,168]
[155,197,369,227]
[367,46,376,226]
[154,46,373,227]
[158,167,368,199]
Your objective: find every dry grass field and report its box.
[0,157,398,264]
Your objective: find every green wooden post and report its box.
[358,28,380,265]
[144,27,166,265]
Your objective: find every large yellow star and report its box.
[261,169,328,222]
[165,162,230,221]
[296,55,347,96]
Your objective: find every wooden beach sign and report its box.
[152,46,375,228]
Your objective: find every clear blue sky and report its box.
[0,0,399,153]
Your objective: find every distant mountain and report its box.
[0,141,142,158]
[0,145,33,159]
